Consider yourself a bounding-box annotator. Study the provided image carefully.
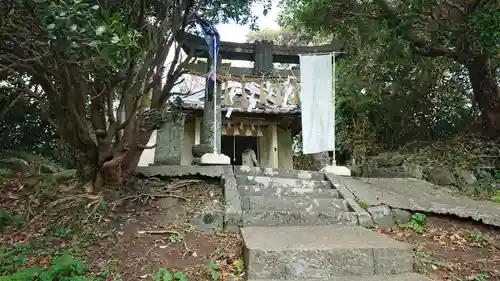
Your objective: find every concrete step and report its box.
[235,175,331,189]
[242,225,414,279]
[248,273,434,281]
[234,166,325,181]
[242,209,358,226]
[241,196,350,212]
[238,185,341,198]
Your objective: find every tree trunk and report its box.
[467,56,500,135]
[76,151,98,182]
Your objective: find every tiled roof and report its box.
[176,80,300,115]
[180,103,300,115]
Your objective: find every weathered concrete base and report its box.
[321,165,352,176]
[248,273,434,281]
[200,152,231,165]
[242,225,414,279]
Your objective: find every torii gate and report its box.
[178,32,344,166]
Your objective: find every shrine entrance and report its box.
[175,31,344,168]
[221,135,260,165]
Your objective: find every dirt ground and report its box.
[0,175,244,281]
[377,216,500,281]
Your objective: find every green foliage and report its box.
[168,233,184,243]
[152,268,187,281]
[232,259,244,275]
[474,273,490,281]
[36,0,143,75]
[205,263,221,281]
[278,0,499,156]
[0,168,13,180]
[456,273,490,281]
[399,212,427,234]
[0,210,25,230]
[0,90,75,169]
[491,190,500,203]
[468,6,500,55]
[0,251,102,281]
[1,0,269,178]
[469,232,484,242]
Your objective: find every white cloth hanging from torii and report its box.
[299,53,335,154]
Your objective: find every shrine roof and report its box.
[180,102,300,115]
[174,81,301,116]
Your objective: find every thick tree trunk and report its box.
[467,56,500,135]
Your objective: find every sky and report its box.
[216,2,280,43]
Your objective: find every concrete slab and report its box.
[234,166,325,181]
[248,273,434,281]
[236,175,332,189]
[238,185,341,198]
[243,225,413,279]
[241,196,349,212]
[345,177,500,227]
[241,210,359,227]
[242,225,412,250]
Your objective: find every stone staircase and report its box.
[233,166,433,281]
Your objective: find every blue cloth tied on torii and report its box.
[195,16,220,102]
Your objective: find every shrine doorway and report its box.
[221,136,259,165]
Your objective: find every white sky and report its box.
[216,2,280,43]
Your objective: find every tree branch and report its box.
[373,0,469,63]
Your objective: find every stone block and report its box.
[373,247,414,274]
[392,208,412,224]
[237,185,341,199]
[241,210,359,227]
[235,176,331,189]
[343,198,373,227]
[242,225,413,279]
[154,117,184,165]
[241,196,349,212]
[247,272,435,280]
[367,205,395,228]
[221,166,242,232]
[324,174,357,200]
[233,166,325,181]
